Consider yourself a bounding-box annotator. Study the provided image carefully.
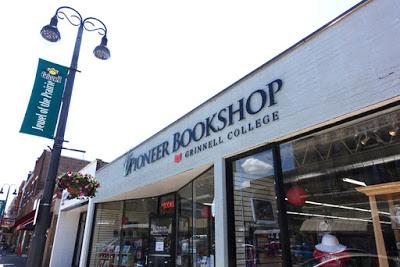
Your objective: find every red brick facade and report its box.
[16,150,90,221]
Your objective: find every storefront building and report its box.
[49,159,108,267]
[80,0,400,266]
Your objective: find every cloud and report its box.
[241,158,273,175]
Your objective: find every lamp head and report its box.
[93,36,111,60]
[12,189,17,195]
[40,15,61,42]
[0,188,3,194]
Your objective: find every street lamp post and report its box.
[27,6,110,267]
[0,184,17,225]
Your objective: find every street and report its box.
[0,254,26,267]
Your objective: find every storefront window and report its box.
[176,168,215,267]
[280,108,400,266]
[193,169,215,267]
[121,198,157,267]
[230,150,282,267]
[88,169,215,267]
[177,182,193,267]
[88,201,123,267]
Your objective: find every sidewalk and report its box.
[0,254,27,267]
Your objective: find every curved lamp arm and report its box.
[55,6,83,26]
[83,17,108,37]
[41,7,110,60]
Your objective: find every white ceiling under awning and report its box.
[97,163,213,203]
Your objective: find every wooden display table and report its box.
[356,181,400,267]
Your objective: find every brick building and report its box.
[12,149,90,257]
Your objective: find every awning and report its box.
[14,211,35,231]
[16,219,34,231]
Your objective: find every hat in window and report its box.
[315,234,346,253]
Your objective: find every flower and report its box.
[56,171,100,199]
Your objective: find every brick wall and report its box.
[16,150,90,219]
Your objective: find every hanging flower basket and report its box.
[57,171,100,199]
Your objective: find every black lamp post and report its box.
[0,184,17,225]
[27,7,110,267]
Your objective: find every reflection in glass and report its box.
[177,168,215,267]
[121,198,157,266]
[231,149,283,267]
[280,108,400,266]
[88,169,215,267]
[89,201,123,267]
[194,170,215,267]
[177,182,193,267]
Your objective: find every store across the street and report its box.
[73,0,400,266]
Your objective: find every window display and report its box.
[88,169,215,267]
[120,198,157,267]
[176,168,215,267]
[228,108,400,266]
[177,182,193,267]
[88,199,157,267]
[89,201,123,267]
[230,149,283,267]
[281,108,400,266]
[193,170,215,267]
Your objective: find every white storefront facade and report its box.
[67,0,400,266]
[49,160,99,267]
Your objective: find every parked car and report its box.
[299,249,400,267]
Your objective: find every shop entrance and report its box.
[89,168,215,267]
[148,215,175,267]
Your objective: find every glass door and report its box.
[148,215,175,267]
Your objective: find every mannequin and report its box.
[313,233,349,267]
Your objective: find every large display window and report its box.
[228,107,400,266]
[88,168,214,267]
[176,168,215,267]
[177,181,193,267]
[89,201,124,267]
[229,149,283,267]
[121,198,158,267]
[281,108,400,266]
[193,170,215,267]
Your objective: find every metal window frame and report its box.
[225,100,400,267]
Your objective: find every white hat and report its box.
[315,234,346,253]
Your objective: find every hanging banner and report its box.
[20,58,68,139]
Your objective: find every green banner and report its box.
[20,58,68,139]
[0,200,5,217]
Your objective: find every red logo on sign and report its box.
[174,153,182,163]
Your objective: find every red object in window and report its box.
[286,186,308,206]
[313,249,351,267]
[161,200,175,209]
[201,206,211,218]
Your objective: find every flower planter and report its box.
[57,171,100,199]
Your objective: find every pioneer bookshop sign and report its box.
[124,79,283,176]
[20,58,68,139]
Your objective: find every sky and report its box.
[0,0,361,206]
